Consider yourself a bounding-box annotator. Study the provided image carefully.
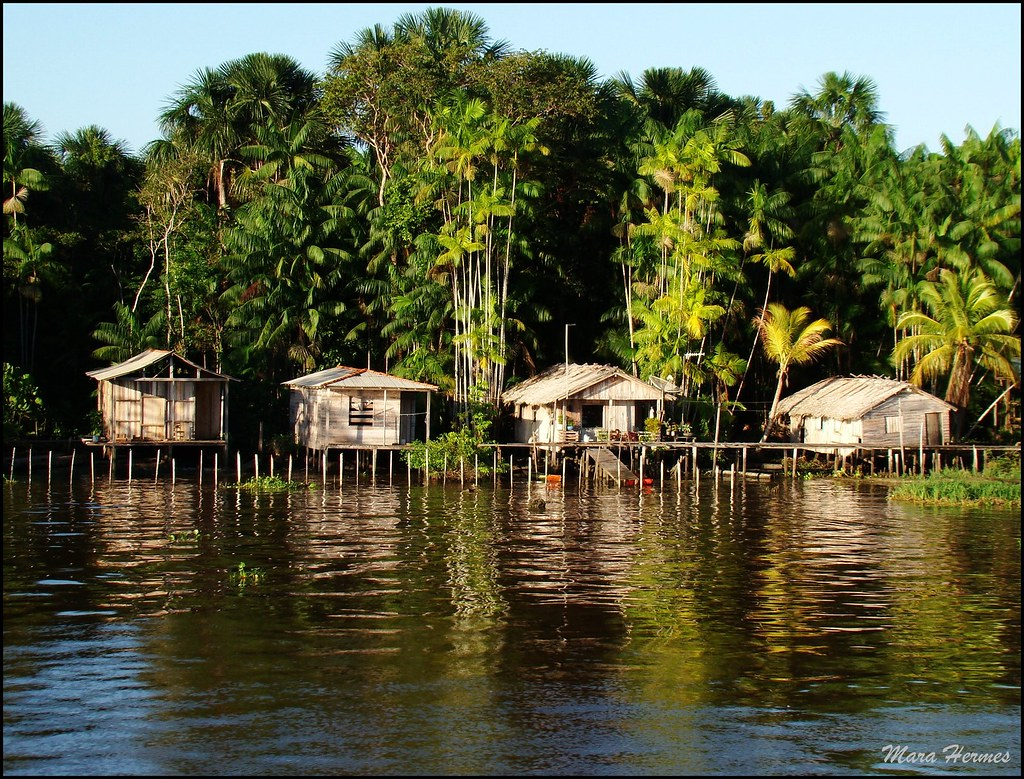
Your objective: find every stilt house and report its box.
[284,367,436,450]
[86,349,233,445]
[776,375,954,450]
[500,363,665,444]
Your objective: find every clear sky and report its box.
[3,2,1021,157]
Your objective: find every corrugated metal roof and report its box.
[283,366,437,392]
[776,375,954,420]
[86,349,234,382]
[500,363,664,405]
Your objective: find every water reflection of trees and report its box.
[618,478,1021,712]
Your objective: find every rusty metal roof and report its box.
[777,375,954,420]
[86,349,233,382]
[500,363,664,406]
[283,366,437,392]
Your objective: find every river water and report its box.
[3,472,1020,775]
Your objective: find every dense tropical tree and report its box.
[3,102,50,226]
[756,303,844,441]
[893,268,1019,435]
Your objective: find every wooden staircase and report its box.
[584,447,638,486]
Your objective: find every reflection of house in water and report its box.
[284,366,436,450]
[776,375,954,454]
[86,349,234,447]
[500,363,665,444]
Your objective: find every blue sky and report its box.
[3,3,1020,156]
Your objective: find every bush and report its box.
[401,411,501,478]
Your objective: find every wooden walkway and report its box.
[584,447,637,486]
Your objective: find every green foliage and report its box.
[890,465,1021,507]
[223,475,316,492]
[3,362,46,439]
[401,410,500,477]
[229,561,266,588]
[168,529,201,543]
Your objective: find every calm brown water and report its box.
[3,473,1020,775]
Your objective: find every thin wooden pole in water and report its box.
[270,454,275,479]
[443,455,447,486]
[27,447,32,484]
[254,453,259,481]
[372,448,377,483]
[69,449,76,485]
[340,452,345,489]
[425,449,429,484]
[237,451,242,483]
[9,446,14,481]
[155,450,160,484]
[407,453,411,484]
[288,454,293,484]
[172,457,176,485]
[509,452,514,489]
[493,448,497,488]
[199,451,203,487]
[108,449,114,483]
[128,449,133,485]
[389,449,394,486]
[47,449,52,489]
[322,452,327,488]
[213,452,219,487]
[90,451,95,486]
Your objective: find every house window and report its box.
[885,415,902,434]
[349,396,374,426]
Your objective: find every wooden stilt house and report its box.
[284,367,437,450]
[86,349,234,446]
[776,375,955,450]
[500,363,665,444]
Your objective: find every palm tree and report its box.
[756,303,844,441]
[790,71,889,152]
[893,268,1019,435]
[91,302,166,364]
[3,102,49,224]
[4,226,62,370]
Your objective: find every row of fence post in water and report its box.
[5,441,997,491]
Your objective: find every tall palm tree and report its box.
[893,268,1019,435]
[756,303,844,441]
[3,102,49,224]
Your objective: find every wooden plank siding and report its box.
[781,376,953,452]
[291,388,407,449]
